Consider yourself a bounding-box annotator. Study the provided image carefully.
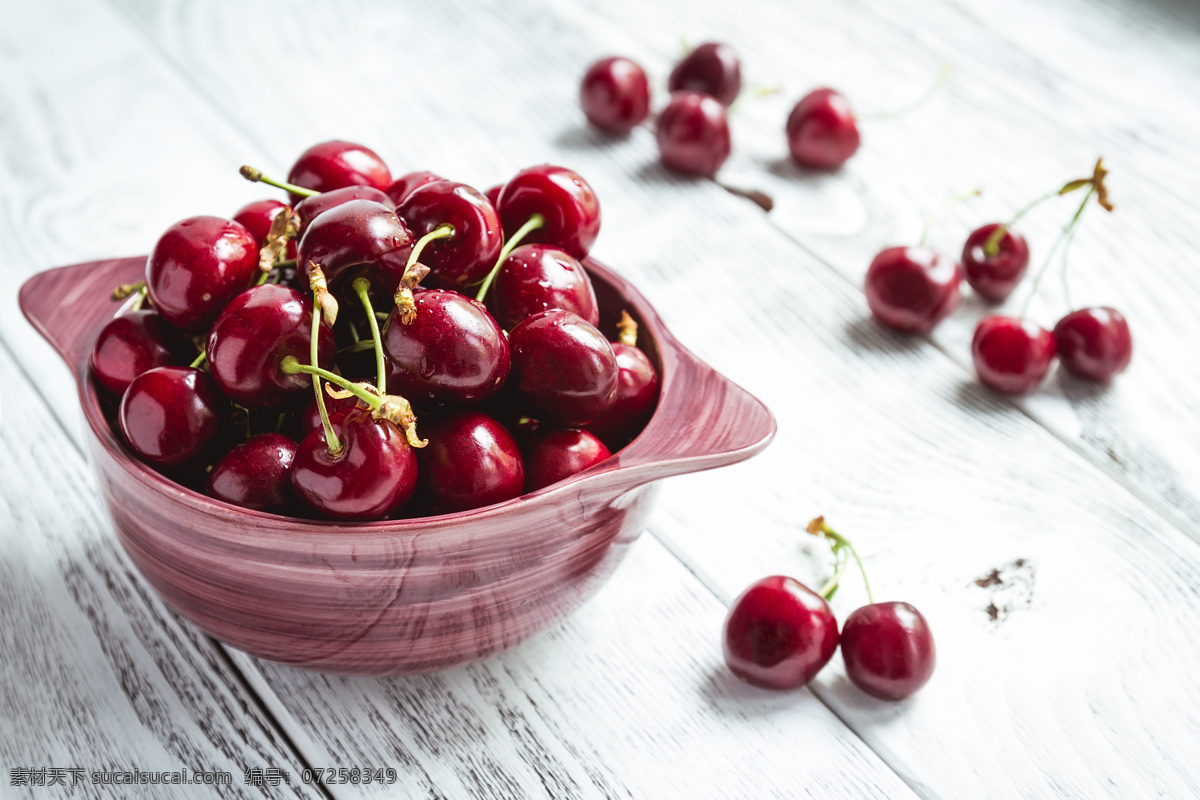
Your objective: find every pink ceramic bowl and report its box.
[21,256,775,675]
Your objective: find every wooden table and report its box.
[3,0,1199,796]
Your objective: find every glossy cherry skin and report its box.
[961,224,1031,302]
[656,91,731,177]
[723,575,840,690]
[865,246,962,332]
[496,165,601,260]
[119,366,227,468]
[296,199,414,294]
[509,309,618,426]
[385,170,446,207]
[488,244,599,330]
[398,181,503,289]
[586,343,659,449]
[840,602,935,700]
[971,316,1057,394]
[233,199,288,245]
[417,410,524,513]
[1054,307,1132,382]
[484,185,503,208]
[207,433,298,513]
[286,140,392,205]
[290,407,417,520]
[145,216,259,333]
[667,42,742,107]
[524,428,611,492]
[786,88,861,170]
[207,284,336,408]
[580,56,652,133]
[295,185,394,232]
[90,310,191,396]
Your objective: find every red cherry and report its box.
[580,56,652,133]
[667,42,742,107]
[295,199,414,295]
[484,185,503,209]
[488,244,599,330]
[961,224,1031,302]
[416,409,525,513]
[119,366,226,468]
[295,185,394,232]
[398,181,503,289]
[786,88,861,170]
[524,428,610,492]
[656,91,731,178]
[385,170,445,206]
[90,310,191,397]
[723,575,840,690]
[285,140,392,205]
[508,309,618,426]
[496,165,601,260]
[971,315,1057,394]
[840,602,935,700]
[233,199,288,245]
[864,246,962,332]
[207,433,298,513]
[586,343,659,449]
[145,216,259,333]
[1053,307,1132,382]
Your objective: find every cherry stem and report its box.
[189,349,207,370]
[111,281,146,302]
[239,165,319,198]
[281,356,382,411]
[474,213,546,302]
[1020,186,1094,318]
[859,63,954,123]
[713,180,774,212]
[305,306,341,455]
[406,223,455,272]
[339,340,376,355]
[983,189,1060,256]
[129,285,148,312]
[352,277,386,396]
[807,516,873,603]
[918,189,981,246]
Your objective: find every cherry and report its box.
[961,223,1030,302]
[398,181,503,289]
[487,244,599,330]
[524,428,611,492]
[233,199,289,245]
[508,309,618,426]
[1053,307,1132,382]
[656,91,731,178]
[295,199,414,296]
[668,42,742,107]
[119,366,226,468]
[295,185,394,232]
[383,288,510,407]
[840,602,936,701]
[580,56,652,133]
[145,216,259,333]
[285,140,392,204]
[90,310,191,397]
[207,433,298,513]
[586,315,659,449]
[416,409,525,513]
[385,170,445,206]
[971,316,1057,395]
[723,576,839,690]
[484,185,502,209]
[206,284,336,408]
[864,246,962,332]
[786,88,860,170]
[496,165,601,260]
[479,387,542,446]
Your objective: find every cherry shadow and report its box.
[842,316,925,355]
[1056,369,1115,403]
[952,378,1020,416]
[553,124,637,152]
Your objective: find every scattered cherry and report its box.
[1053,307,1132,383]
[286,140,392,204]
[786,88,860,170]
[840,602,936,701]
[119,366,226,468]
[865,246,962,332]
[971,315,1056,394]
[524,428,610,492]
[508,309,618,426]
[207,433,298,513]
[145,216,259,332]
[90,310,191,397]
[385,170,445,206]
[656,91,731,178]
[961,223,1030,302]
[487,244,599,330]
[580,56,652,133]
[496,165,601,260]
[416,409,525,513]
[668,42,742,107]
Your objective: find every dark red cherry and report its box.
[971,315,1057,394]
[207,284,336,408]
[398,181,502,289]
[416,409,524,513]
[840,602,935,701]
[145,216,259,333]
[488,244,599,330]
[865,246,962,332]
[383,289,510,406]
[667,42,742,107]
[524,428,610,491]
[233,199,288,245]
[90,310,191,396]
[479,387,542,445]
[207,433,298,513]
[296,199,414,294]
[119,366,226,468]
[496,165,601,260]
[508,309,618,426]
[961,224,1031,302]
[484,185,502,208]
[290,407,417,520]
[786,88,861,170]
[385,170,446,206]
[295,185,394,232]
[285,140,392,205]
[586,343,659,449]
[723,575,840,690]
[656,91,731,177]
[580,56,652,133]
[1053,307,1132,382]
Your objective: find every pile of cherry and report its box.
[90,140,660,521]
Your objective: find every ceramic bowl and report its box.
[21,256,775,675]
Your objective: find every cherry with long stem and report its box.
[240,165,319,199]
[352,277,387,395]
[807,516,872,602]
[856,64,955,123]
[475,213,545,302]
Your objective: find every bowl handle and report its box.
[19,257,146,378]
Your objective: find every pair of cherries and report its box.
[723,518,935,700]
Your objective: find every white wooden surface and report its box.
[2,0,1200,797]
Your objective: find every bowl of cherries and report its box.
[21,140,776,676]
